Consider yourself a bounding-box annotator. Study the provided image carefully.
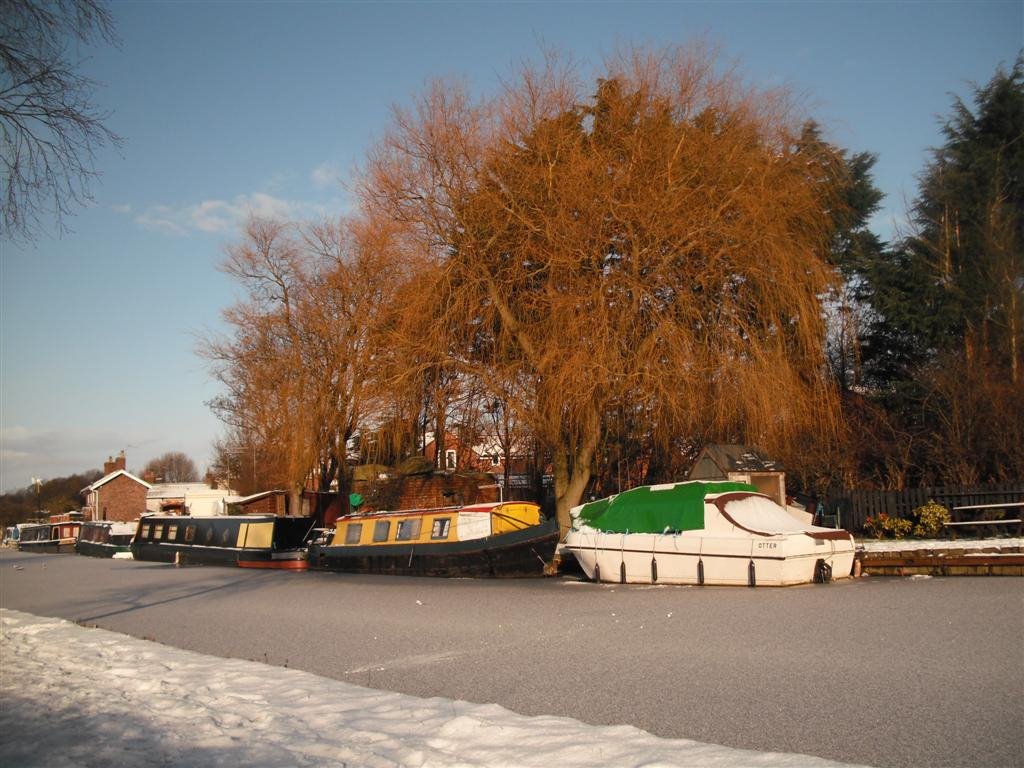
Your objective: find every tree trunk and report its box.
[551,406,602,537]
[1010,287,1020,386]
[289,487,303,518]
[553,451,590,536]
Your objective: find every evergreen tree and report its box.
[857,56,1024,484]
[794,122,887,394]
[890,55,1023,381]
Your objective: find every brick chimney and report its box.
[103,450,127,475]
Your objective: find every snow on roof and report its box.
[147,483,234,499]
[85,469,151,492]
[233,490,287,504]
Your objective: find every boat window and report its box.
[167,524,178,541]
[221,529,232,547]
[431,518,451,540]
[153,523,164,540]
[141,523,151,539]
[372,520,391,542]
[204,528,214,545]
[396,519,421,541]
[345,523,363,545]
[184,525,195,544]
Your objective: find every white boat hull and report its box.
[563,529,855,586]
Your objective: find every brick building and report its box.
[81,451,151,522]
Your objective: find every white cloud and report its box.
[135,193,326,237]
[311,161,340,190]
[135,205,189,236]
[111,203,132,214]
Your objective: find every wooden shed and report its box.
[687,444,787,507]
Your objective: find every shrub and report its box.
[911,500,951,538]
[864,512,913,539]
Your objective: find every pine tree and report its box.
[857,56,1024,484]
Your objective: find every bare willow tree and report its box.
[361,46,844,536]
[1,0,121,239]
[203,216,394,513]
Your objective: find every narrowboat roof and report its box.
[339,505,462,521]
[338,500,529,522]
[139,512,280,521]
[81,520,137,533]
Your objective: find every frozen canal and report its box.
[1,548,1021,767]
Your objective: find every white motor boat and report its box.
[561,481,855,586]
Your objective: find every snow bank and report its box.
[0,609,865,767]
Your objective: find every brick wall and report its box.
[95,475,149,522]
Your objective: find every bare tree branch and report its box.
[1,0,121,239]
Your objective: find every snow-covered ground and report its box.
[1,609,865,767]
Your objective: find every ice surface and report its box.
[0,609,867,767]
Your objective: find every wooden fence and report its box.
[825,483,1024,533]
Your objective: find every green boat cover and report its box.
[576,481,757,534]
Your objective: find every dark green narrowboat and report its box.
[75,520,136,558]
[131,513,315,569]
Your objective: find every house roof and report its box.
[84,469,152,493]
[687,444,782,480]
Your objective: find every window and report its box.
[396,519,421,541]
[344,523,363,545]
[141,523,151,539]
[204,527,214,545]
[167,524,178,541]
[431,518,451,540]
[221,529,232,547]
[153,524,164,540]
[491,454,501,466]
[445,449,457,469]
[184,525,195,544]
[372,520,391,542]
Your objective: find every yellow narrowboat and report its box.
[308,501,558,577]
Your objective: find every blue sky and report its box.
[1,1,1021,492]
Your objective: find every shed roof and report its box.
[687,444,782,480]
